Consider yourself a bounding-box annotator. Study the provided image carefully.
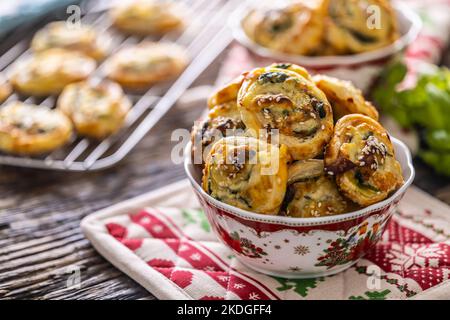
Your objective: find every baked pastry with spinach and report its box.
[237,65,334,160]
[31,21,111,61]
[0,102,72,155]
[110,0,184,35]
[191,76,246,165]
[325,0,399,54]
[324,114,404,206]
[202,136,289,215]
[313,74,379,121]
[105,42,188,90]
[58,80,131,139]
[283,159,358,217]
[10,48,96,96]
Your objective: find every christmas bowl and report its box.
[184,137,414,278]
[229,2,421,92]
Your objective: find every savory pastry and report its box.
[325,0,399,54]
[237,65,334,160]
[105,42,188,90]
[0,102,72,155]
[207,75,244,110]
[10,48,96,96]
[192,77,246,164]
[313,75,379,121]
[57,80,131,139]
[283,160,357,217]
[31,21,111,60]
[0,74,12,102]
[110,0,184,35]
[324,114,404,206]
[242,0,399,56]
[203,136,289,215]
[242,1,327,55]
[269,62,312,81]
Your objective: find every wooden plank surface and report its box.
[0,22,449,300]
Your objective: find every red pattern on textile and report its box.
[106,211,450,298]
[364,219,450,290]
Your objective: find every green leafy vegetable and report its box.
[372,62,450,176]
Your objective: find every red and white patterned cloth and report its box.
[81,181,450,300]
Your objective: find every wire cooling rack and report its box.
[0,0,239,171]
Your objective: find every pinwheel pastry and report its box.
[237,65,334,160]
[242,1,327,55]
[203,136,289,215]
[10,48,96,96]
[31,21,111,60]
[105,42,188,90]
[0,74,12,103]
[110,0,184,35]
[325,0,399,54]
[282,159,357,217]
[57,80,131,139]
[324,114,404,206]
[313,75,379,121]
[0,102,72,155]
[191,76,246,165]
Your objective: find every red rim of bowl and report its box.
[229,2,422,68]
[184,137,415,226]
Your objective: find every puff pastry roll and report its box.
[58,80,131,139]
[242,1,327,55]
[324,114,404,206]
[326,0,399,54]
[10,48,96,96]
[105,42,188,90]
[0,102,72,155]
[283,159,357,217]
[110,0,184,35]
[313,75,379,121]
[192,77,246,164]
[203,136,289,215]
[31,21,111,60]
[0,74,12,103]
[238,65,334,160]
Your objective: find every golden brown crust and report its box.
[192,78,246,165]
[0,102,73,155]
[242,0,399,56]
[313,75,379,121]
[105,42,188,90]
[242,1,327,55]
[324,114,404,206]
[110,0,184,35]
[0,74,12,103]
[31,21,111,60]
[57,80,131,139]
[191,102,246,166]
[325,0,399,54]
[10,48,96,96]
[283,160,358,218]
[237,65,334,160]
[202,136,289,215]
[207,75,244,110]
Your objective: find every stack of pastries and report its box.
[242,0,399,56]
[0,0,188,155]
[192,63,404,217]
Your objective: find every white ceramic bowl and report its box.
[184,138,414,278]
[229,2,422,91]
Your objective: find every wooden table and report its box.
[0,40,449,300]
